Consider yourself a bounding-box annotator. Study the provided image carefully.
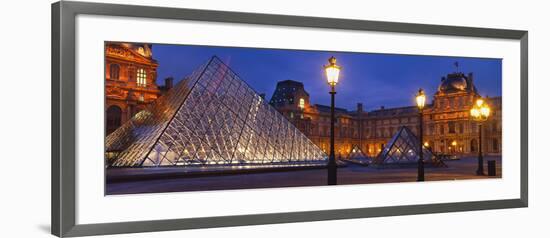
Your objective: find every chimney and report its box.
[164,77,174,90]
[380,106,385,110]
[441,76,446,82]
[357,103,363,113]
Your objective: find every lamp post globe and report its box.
[416,88,426,110]
[470,97,491,176]
[324,56,340,185]
[415,88,426,182]
[325,56,340,87]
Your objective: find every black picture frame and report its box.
[52,1,528,237]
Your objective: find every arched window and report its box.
[106,105,122,135]
[137,68,147,87]
[110,64,120,80]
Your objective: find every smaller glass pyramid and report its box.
[344,144,372,165]
[346,145,368,160]
[373,126,445,167]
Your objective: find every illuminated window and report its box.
[299,98,305,109]
[137,68,147,87]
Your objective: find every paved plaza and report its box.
[106,156,501,195]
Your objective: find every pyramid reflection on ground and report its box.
[106,57,327,168]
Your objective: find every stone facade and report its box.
[105,43,160,135]
[270,72,502,158]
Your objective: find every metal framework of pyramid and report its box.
[373,126,444,167]
[106,57,327,167]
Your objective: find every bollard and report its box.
[487,160,496,176]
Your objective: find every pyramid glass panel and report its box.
[106,57,327,167]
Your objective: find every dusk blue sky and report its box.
[152,44,502,111]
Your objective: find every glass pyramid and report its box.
[346,145,368,160]
[344,144,372,165]
[373,126,444,166]
[106,56,327,167]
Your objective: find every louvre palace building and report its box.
[270,74,502,158]
[105,43,501,160]
[105,43,174,135]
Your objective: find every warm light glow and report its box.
[415,88,426,110]
[470,108,480,117]
[470,97,491,122]
[451,140,457,146]
[424,142,429,147]
[299,98,305,109]
[324,56,341,86]
[476,98,484,107]
[137,47,145,56]
[481,106,491,117]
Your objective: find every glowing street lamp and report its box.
[415,88,426,182]
[325,56,341,87]
[470,97,491,175]
[416,89,426,110]
[325,56,341,185]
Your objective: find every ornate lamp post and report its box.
[415,89,426,181]
[325,56,340,185]
[470,97,491,175]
